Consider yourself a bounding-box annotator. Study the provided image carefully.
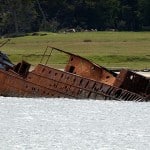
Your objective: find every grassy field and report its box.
[0,31,150,69]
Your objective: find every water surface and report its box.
[0,97,150,150]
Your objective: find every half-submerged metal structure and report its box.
[0,45,149,101]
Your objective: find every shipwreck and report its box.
[0,42,149,101]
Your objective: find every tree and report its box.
[0,0,38,35]
[118,0,141,30]
[139,0,150,28]
[1,0,150,35]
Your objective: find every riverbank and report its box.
[136,71,150,77]
[0,31,150,70]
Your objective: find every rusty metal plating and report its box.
[0,46,149,101]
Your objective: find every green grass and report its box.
[0,31,150,69]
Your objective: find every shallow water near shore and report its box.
[0,97,150,150]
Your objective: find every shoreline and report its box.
[136,71,150,77]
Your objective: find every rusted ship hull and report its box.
[0,45,149,101]
[0,64,145,101]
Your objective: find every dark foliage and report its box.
[0,0,150,35]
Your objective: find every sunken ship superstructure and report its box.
[0,46,149,101]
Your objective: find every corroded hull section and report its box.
[0,64,145,101]
[0,46,149,101]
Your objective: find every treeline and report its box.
[0,0,150,35]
